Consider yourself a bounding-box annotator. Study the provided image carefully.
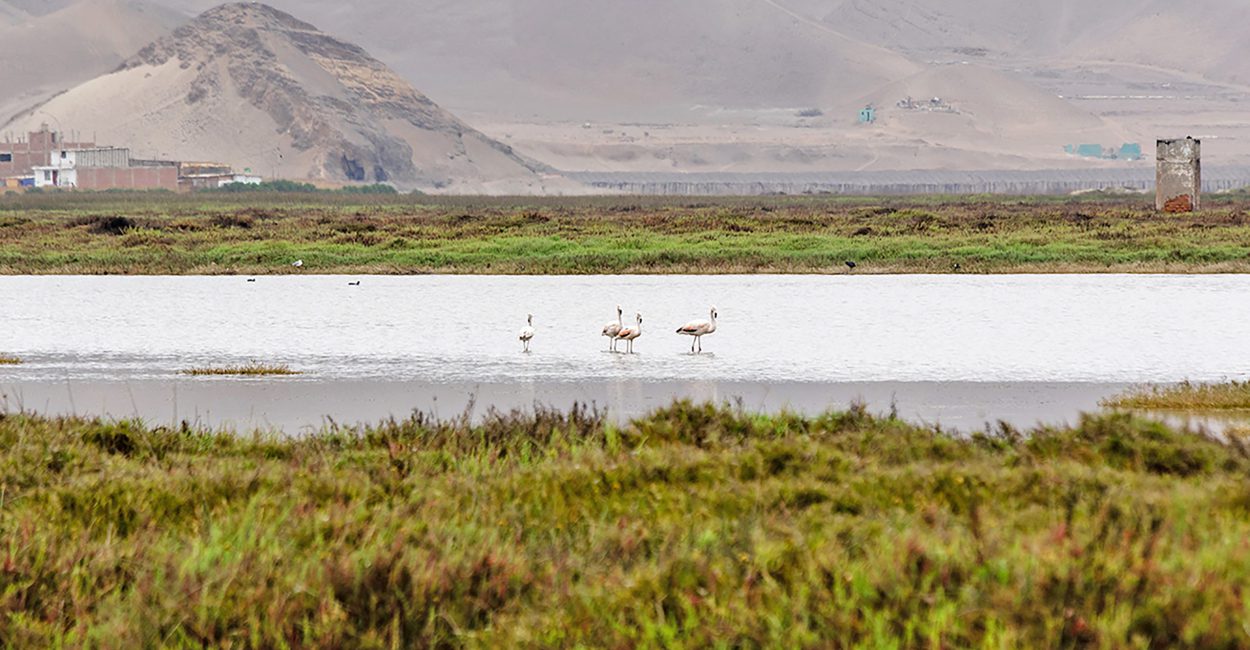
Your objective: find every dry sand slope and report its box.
[3,3,578,193]
[0,0,183,121]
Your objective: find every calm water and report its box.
[0,275,1246,431]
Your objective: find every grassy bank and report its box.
[2,193,1250,274]
[2,403,1249,646]
[1105,380,1250,410]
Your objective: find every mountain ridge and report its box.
[5,2,566,192]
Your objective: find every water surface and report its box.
[0,275,1244,431]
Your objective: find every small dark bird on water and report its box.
[246,278,256,282]
[348,281,361,286]
[845,261,857,272]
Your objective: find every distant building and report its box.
[1064,142,1145,161]
[222,174,264,187]
[6,126,269,192]
[178,162,252,191]
[1118,143,1143,161]
[896,96,957,114]
[33,147,178,191]
[0,125,95,178]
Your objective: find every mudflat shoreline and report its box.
[1,378,1138,433]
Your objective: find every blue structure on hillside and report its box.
[1118,143,1143,161]
[858,106,876,124]
[1064,143,1145,161]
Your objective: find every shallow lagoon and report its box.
[1,274,1246,432]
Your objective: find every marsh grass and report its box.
[1104,380,1250,410]
[3,194,1250,274]
[2,401,1250,646]
[0,354,20,365]
[180,362,300,376]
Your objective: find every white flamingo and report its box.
[615,313,643,354]
[518,314,535,352]
[677,307,718,353]
[602,305,624,351]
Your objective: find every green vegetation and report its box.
[1105,380,1250,410]
[180,362,300,376]
[2,402,1249,646]
[0,355,20,365]
[0,193,1249,274]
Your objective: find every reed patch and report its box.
[1104,380,1250,410]
[179,362,300,376]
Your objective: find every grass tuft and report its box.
[1103,380,1250,410]
[0,354,21,365]
[180,362,300,376]
[2,402,1250,646]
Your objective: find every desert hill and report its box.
[850,65,1121,144]
[0,0,184,120]
[823,0,1250,87]
[144,0,921,121]
[141,0,1250,116]
[3,0,1249,180]
[4,3,566,193]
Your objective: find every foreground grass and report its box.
[2,402,1250,646]
[1105,380,1250,410]
[180,362,300,376]
[3,193,1250,274]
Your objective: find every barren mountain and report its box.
[0,0,183,120]
[5,0,1250,181]
[149,0,921,121]
[5,3,565,193]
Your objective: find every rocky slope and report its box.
[5,2,563,193]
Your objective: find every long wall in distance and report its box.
[569,168,1250,196]
[76,167,178,192]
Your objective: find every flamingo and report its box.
[615,313,643,354]
[518,314,535,352]
[677,307,718,353]
[602,305,624,351]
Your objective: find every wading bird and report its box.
[602,305,624,351]
[677,307,718,353]
[519,314,535,352]
[845,261,857,272]
[292,260,304,268]
[616,313,643,354]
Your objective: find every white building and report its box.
[31,162,74,188]
[220,174,263,187]
[32,147,130,188]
